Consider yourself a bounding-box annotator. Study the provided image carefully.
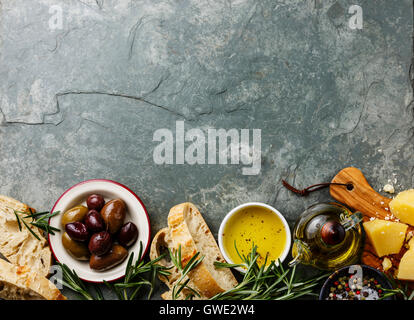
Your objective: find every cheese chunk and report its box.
[382,257,392,271]
[363,219,408,257]
[397,249,414,281]
[389,189,414,226]
[408,237,414,249]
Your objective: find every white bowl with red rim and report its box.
[48,179,151,283]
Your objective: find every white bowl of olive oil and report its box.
[218,202,291,272]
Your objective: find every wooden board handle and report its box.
[330,167,391,220]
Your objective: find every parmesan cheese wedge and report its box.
[363,219,408,257]
[389,189,414,226]
[408,236,414,249]
[397,249,414,281]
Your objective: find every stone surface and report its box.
[0,0,412,299]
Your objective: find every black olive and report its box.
[85,210,105,233]
[87,194,105,211]
[65,222,89,242]
[117,222,138,247]
[88,231,112,256]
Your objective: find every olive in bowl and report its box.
[87,194,105,211]
[62,232,90,261]
[88,231,112,256]
[101,199,126,234]
[90,244,128,271]
[85,209,105,233]
[61,205,88,228]
[65,222,89,242]
[118,222,138,247]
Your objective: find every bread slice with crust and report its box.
[150,228,179,285]
[168,203,238,298]
[0,195,52,277]
[0,258,66,300]
[150,202,238,299]
[150,228,201,300]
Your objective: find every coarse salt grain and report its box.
[383,184,395,194]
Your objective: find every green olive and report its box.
[62,232,90,261]
[61,205,88,228]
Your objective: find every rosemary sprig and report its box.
[104,241,172,300]
[56,262,103,300]
[168,245,204,300]
[211,244,329,300]
[10,207,61,240]
[58,241,172,300]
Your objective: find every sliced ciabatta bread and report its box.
[150,228,202,300]
[0,258,65,300]
[167,202,237,298]
[0,195,52,277]
[150,228,180,287]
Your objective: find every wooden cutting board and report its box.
[330,167,413,277]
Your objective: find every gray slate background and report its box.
[0,0,413,299]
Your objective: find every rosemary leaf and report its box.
[214,261,244,269]
[20,217,41,240]
[13,210,22,231]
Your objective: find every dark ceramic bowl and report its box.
[319,264,394,300]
